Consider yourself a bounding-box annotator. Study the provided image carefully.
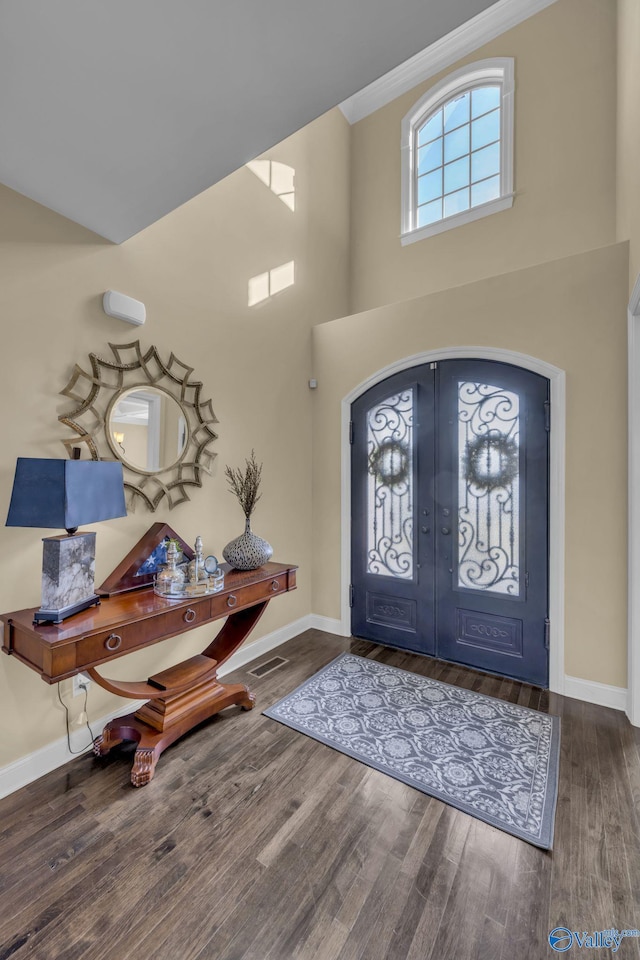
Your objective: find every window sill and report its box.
[400,193,514,246]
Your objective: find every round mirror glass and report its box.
[107,387,188,474]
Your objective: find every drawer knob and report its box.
[183,608,197,624]
[105,633,122,651]
[270,579,280,592]
[227,594,238,608]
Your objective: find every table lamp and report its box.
[6,458,127,623]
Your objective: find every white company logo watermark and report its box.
[548,927,640,953]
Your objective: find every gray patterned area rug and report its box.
[263,653,560,849]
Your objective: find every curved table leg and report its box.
[94,685,255,787]
[202,602,269,667]
[91,602,268,786]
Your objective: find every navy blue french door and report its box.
[350,359,549,687]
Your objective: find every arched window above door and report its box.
[401,58,514,245]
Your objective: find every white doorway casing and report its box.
[628,276,640,726]
[340,346,566,696]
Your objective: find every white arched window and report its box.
[401,58,514,245]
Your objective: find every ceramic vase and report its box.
[222,518,273,571]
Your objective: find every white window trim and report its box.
[401,57,515,245]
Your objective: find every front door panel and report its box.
[351,359,549,686]
[351,368,435,655]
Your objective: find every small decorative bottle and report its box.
[187,536,208,584]
[155,541,186,596]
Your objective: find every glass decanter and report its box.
[155,541,186,596]
[187,535,208,583]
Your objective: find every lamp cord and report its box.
[57,683,96,754]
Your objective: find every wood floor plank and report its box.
[256,757,349,867]
[0,630,638,960]
[498,832,552,959]
[336,855,405,960]
[403,840,465,960]
[596,713,640,960]
[481,827,519,928]
[475,916,506,960]
[545,693,574,942]
[422,819,494,960]
[296,917,350,960]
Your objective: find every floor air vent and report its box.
[248,656,289,678]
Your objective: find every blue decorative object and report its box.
[264,653,560,849]
[6,458,127,623]
[135,538,173,577]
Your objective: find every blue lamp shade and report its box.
[6,458,127,532]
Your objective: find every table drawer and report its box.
[75,601,211,669]
[210,574,288,618]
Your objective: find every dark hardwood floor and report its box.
[1,629,639,960]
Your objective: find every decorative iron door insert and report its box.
[351,359,549,687]
[351,368,436,655]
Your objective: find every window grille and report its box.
[401,59,514,244]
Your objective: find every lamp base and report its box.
[38,532,98,624]
[33,594,101,625]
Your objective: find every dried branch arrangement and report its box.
[224,450,263,518]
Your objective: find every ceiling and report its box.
[0,0,498,243]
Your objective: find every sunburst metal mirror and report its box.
[59,341,218,511]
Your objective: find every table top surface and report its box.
[0,561,297,645]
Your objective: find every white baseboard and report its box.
[1,618,633,799]
[308,614,350,637]
[563,675,628,713]
[217,614,314,676]
[0,699,147,801]
[217,612,350,675]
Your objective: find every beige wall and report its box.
[0,107,350,768]
[617,0,640,294]
[349,0,617,315]
[0,0,633,780]
[312,243,629,688]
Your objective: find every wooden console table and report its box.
[0,561,297,786]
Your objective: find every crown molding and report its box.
[339,0,559,124]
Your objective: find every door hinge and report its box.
[349,421,354,444]
[544,618,550,650]
[544,400,550,432]
[349,584,355,607]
